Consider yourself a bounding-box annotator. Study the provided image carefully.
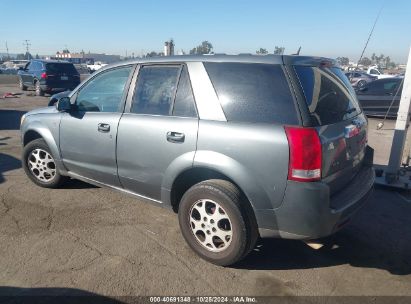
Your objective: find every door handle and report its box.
[98,123,110,132]
[166,131,185,143]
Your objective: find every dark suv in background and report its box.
[18,59,80,96]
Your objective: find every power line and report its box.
[356,2,384,68]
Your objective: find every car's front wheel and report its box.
[178,179,258,266]
[22,139,68,188]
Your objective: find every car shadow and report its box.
[0,109,26,130]
[235,188,411,275]
[0,153,21,184]
[0,286,124,304]
[63,178,98,189]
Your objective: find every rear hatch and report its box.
[45,63,80,89]
[293,64,368,195]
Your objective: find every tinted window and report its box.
[46,63,78,74]
[366,79,401,93]
[295,66,361,125]
[204,63,298,124]
[76,66,132,112]
[173,66,197,117]
[131,66,180,115]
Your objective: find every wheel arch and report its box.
[166,151,274,214]
[22,122,67,175]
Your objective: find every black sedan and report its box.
[356,77,403,117]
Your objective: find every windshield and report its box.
[294,66,361,125]
[46,63,78,74]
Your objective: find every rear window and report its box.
[46,63,78,74]
[294,66,361,125]
[204,62,298,124]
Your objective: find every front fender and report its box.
[21,116,67,175]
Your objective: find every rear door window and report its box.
[172,66,197,118]
[204,62,298,124]
[131,65,180,116]
[294,66,361,125]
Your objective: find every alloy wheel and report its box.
[27,148,56,182]
[188,199,233,252]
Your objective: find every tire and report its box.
[22,138,68,188]
[35,80,44,96]
[19,77,27,91]
[357,80,366,88]
[178,179,258,266]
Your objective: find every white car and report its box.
[87,61,107,73]
[366,66,395,79]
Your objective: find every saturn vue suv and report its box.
[20,55,375,266]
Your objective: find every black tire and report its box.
[22,138,68,188]
[35,80,44,96]
[19,77,27,91]
[178,179,258,266]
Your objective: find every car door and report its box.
[117,64,198,201]
[357,78,402,116]
[20,62,32,85]
[59,65,134,186]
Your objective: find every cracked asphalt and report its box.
[0,82,411,299]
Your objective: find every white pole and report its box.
[386,46,411,177]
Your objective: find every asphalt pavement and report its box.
[0,84,410,300]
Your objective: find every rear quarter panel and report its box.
[195,120,290,210]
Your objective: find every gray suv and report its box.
[20,55,374,266]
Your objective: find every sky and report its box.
[1,0,410,63]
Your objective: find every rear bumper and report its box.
[257,164,375,240]
[40,83,79,93]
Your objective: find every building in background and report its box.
[164,40,174,56]
[54,50,121,64]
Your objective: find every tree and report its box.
[145,51,163,58]
[336,57,349,66]
[274,46,285,55]
[35,54,40,59]
[358,57,372,66]
[256,48,268,55]
[189,41,213,55]
[16,53,26,60]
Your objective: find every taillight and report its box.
[284,126,322,182]
[41,72,47,79]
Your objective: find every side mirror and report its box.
[18,67,24,71]
[56,97,72,112]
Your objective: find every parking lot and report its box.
[0,82,411,299]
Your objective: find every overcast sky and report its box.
[1,0,410,63]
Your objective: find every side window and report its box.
[75,66,132,112]
[383,80,399,92]
[172,66,197,117]
[370,69,379,75]
[131,65,180,115]
[365,81,384,93]
[26,62,33,71]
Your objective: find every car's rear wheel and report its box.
[22,139,68,188]
[19,78,27,91]
[35,81,44,96]
[178,179,258,266]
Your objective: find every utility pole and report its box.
[23,39,31,59]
